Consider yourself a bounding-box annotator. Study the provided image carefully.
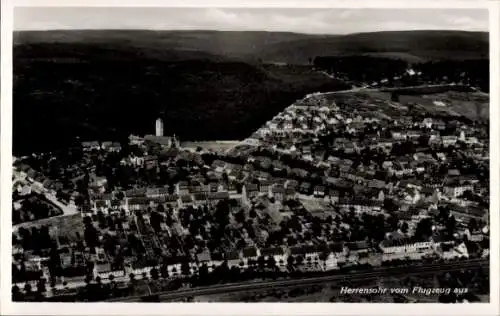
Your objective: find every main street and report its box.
[107,258,488,302]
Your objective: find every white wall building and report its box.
[155,118,164,137]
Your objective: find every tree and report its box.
[257,256,266,270]
[181,262,191,276]
[198,263,210,284]
[150,267,159,280]
[446,215,457,237]
[115,191,125,201]
[287,256,295,270]
[468,218,478,232]
[84,224,99,248]
[415,218,433,240]
[267,256,277,271]
[319,251,329,262]
[384,198,398,213]
[12,285,23,301]
[24,283,32,295]
[229,265,241,282]
[401,221,409,234]
[36,278,47,296]
[160,264,169,279]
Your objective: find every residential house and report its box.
[421,118,433,129]
[313,185,326,198]
[344,241,370,263]
[258,180,272,195]
[290,245,321,267]
[95,261,125,280]
[285,179,299,190]
[391,130,406,141]
[101,142,122,152]
[284,188,296,201]
[176,181,190,195]
[242,183,259,204]
[440,242,469,260]
[208,191,229,204]
[82,141,101,152]
[242,247,260,269]
[324,243,346,270]
[299,182,312,195]
[225,250,243,268]
[272,185,285,202]
[379,235,434,262]
[212,160,226,174]
[260,247,287,268]
[144,156,159,169]
[196,250,220,272]
[179,195,193,208]
[442,135,458,147]
[443,184,473,198]
[338,199,383,214]
[146,187,169,198]
[328,190,340,204]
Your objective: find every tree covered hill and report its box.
[14,42,348,155]
[258,30,488,64]
[15,30,488,64]
[13,30,489,154]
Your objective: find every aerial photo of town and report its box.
[10,7,490,303]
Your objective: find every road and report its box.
[12,168,79,233]
[107,258,488,302]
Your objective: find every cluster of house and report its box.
[11,90,489,295]
[87,182,232,218]
[14,223,485,292]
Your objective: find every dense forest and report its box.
[14,44,349,155]
[313,56,408,82]
[413,59,489,92]
[16,30,488,65]
[313,56,489,92]
[13,30,489,155]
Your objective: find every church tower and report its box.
[155,118,164,137]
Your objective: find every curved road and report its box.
[108,258,488,302]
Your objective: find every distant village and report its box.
[12,88,489,301]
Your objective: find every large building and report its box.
[155,118,164,137]
[141,118,180,148]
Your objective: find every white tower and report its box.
[459,130,466,141]
[155,118,164,137]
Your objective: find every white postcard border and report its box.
[1,1,498,315]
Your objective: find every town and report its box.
[11,87,489,302]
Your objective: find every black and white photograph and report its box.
[1,1,499,315]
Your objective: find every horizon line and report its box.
[13,28,489,36]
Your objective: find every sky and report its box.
[14,7,488,34]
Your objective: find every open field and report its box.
[181,140,241,152]
[327,88,489,122]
